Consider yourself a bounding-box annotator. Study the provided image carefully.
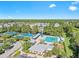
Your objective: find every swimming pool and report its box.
[21,33,33,37]
[4,32,17,36]
[15,35,24,39]
[43,36,60,44]
[14,33,33,39]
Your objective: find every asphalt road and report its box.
[0,42,22,58]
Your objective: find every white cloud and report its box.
[7,16,13,19]
[71,1,79,5]
[49,4,56,8]
[69,6,77,11]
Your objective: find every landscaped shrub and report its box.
[23,37,30,41]
[2,34,11,39]
[9,38,17,43]
[22,42,32,53]
[0,46,5,54]
[13,50,21,57]
[2,42,12,49]
[0,40,3,43]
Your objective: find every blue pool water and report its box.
[44,36,58,43]
[4,32,17,35]
[15,35,24,39]
[14,33,33,39]
[21,33,33,37]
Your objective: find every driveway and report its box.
[0,42,22,58]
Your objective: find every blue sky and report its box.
[0,1,79,19]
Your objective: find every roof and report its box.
[33,33,40,39]
[29,44,53,53]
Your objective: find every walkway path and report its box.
[0,42,22,58]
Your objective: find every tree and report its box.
[44,25,53,35]
[53,26,64,37]
[9,24,21,32]
[63,24,75,37]
[43,51,53,57]
[23,37,30,41]
[27,25,32,33]
[0,28,4,33]
[2,34,11,38]
[32,25,39,34]
[21,25,31,33]
[61,35,73,58]
[44,25,64,37]
[43,46,66,58]
[9,38,17,43]
[2,42,11,49]
[22,42,32,52]
[70,32,79,57]
[74,32,79,45]
[2,34,11,42]
[0,46,5,54]
[52,46,66,58]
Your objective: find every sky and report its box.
[0,1,79,19]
